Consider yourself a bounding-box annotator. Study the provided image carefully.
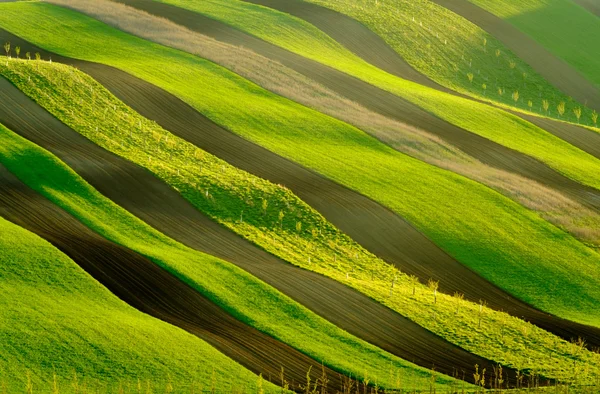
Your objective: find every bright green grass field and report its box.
[468,0,600,88]
[157,0,600,184]
[0,123,458,390]
[3,2,600,327]
[0,208,279,393]
[4,59,597,383]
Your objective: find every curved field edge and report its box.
[465,0,600,88]
[3,4,600,330]
[0,120,463,390]
[2,39,600,385]
[0,216,279,393]
[138,0,600,194]
[4,2,600,327]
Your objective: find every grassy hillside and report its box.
[467,0,600,87]
[47,0,600,253]
[0,118,460,390]
[0,213,279,393]
[2,3,600,328]
[5,58,600,384]
[299,0,598,125]
[160,0,595,128]
[139,0,600,191]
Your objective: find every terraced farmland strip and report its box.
[0,163,343,390]
[0,75,486,387]
[6,59,600,382]
[465,0,600,89]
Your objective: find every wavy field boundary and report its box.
[4,56,600,384]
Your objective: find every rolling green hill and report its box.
[156,0,596,127]
[0,211,279,393]
[2,2,600,328]
[3,57,600,383]
[0,116,459,390]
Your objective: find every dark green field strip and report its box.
[241,0,600,163]
[2,30,598,352]
[0,74,508,382]
[0,164,345,390]
[113,0,600,214]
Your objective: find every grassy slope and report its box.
[0,214,278,393]
[4,60,599,382]
[159,0,600,143]
[0,122,457,390]
[2,3,600,328]
[301,0,598,123]
[467,0,600,87]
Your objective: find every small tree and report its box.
[35,52,41,61]
[409,275,419,296]
[278,210,284,230]
[478,300,487,328]
[427,279,439,304]
[573,107,582,123]
[453,292,464,314]
[3,42,9,66]
[482,83,487,96]
[261,199,268,216]
[557,101,566,118]
[26,52,31,61]
[497,87,504,97]
[467,72,474,84]
[295,221,302,235]
[509,60,516,69]
[495,49,501,63]
[482,37,487,52]
[528,100,533,111]
[14,46,20,59]
[512,90,519,105]
[592,110,598,126]
[542,99,550,114]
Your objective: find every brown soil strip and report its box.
[573,0,600,17]
[0,164,346,391]
[2,29,598,349]
[0,73,511,383]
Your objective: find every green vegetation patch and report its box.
[0,116,456,390]
[4,59,600,382]
[0,208,277,393]
[1,2,599,326]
